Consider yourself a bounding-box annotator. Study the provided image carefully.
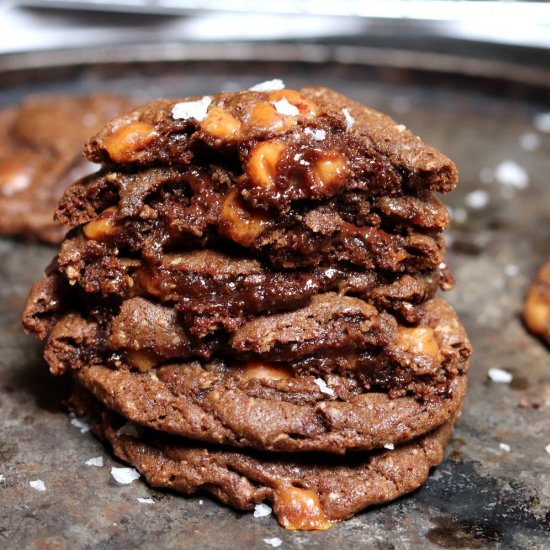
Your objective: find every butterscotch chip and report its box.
[103,122,157,163]
[82,207,118,241]
[524,257,550,344]
[273,486,333,530]
[200,106,241,139]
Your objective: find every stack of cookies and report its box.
[23,83,471,530]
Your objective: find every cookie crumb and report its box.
[272,98,299,117]
[499,443,511,452]
[253,503,272,518]
[30,479,46,492]
[264,538,282,548]
[172,97,212,122]
[249,79,285,92]
[85,456,104,467]
[137,497,155,504]
[111,467,140,484]
[342,108,354,130]
[313,378,335,396]
[487,368,513,383]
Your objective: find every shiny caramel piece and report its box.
[312,153,349,190]
[125,350,159,372]
[274,486,333,530]
[246,141,285,190]
[396,326,442,362]
[83,206,118,241]
[200,106,241,139]
[239,360,293,381]
[247,102,294,132]
[524,288,550,336]
[268,89,319,117]
[103,122,157,163]
[220,189,272,246]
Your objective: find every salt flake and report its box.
[314,378,334,396]
[494,161,529,189]
[171,97,212,122]
[384,443,395,450]
[545,444,550,455]
[249,79,285,92]
[487,368,513,384]
[137,497,155,504]
[0,474,4,482]
[342,108,354,130]
[533,112,550,133]
[254,503,272,518]
[70,413,90,433]
[465,189,490,209]
[499,443,511,452]
[85,456,104,467]
[504,264,519,277]
[272,98,299,117]
[264,538,282,548]
[30,479,46,492]
[519,132,540,151]
[304,127,326,141]
[111,467,140,485]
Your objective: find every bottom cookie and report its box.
[76,388,460,531]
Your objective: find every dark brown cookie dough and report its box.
[524,257,550,344]
[77,389,460,529]
[0,95,137,243]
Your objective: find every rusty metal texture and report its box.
[0,45,549,549]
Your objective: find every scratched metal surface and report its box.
[0,45,549,549]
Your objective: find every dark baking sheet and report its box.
[0,44,549,549]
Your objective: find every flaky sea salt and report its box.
[117,421,141,438]
[487,368,513,383]
[272,98,299,117]
[70,414,91,434]
[494,161,529,189]
[499,443,511,452]
[137,497,155,504]
[30,479,46,492]
[545,444,550,455]
[465,189,490,209]
[450,207,468,224]
[264,538,282,548]
[384,443,395,450]
[85,456,104,467]
[342,108,354,130]
[172,97,212,121]
[304,127,326,141]
[0,474,4,482]
[111,467,140,485]
[249,79,285,92]
[533,112,550,133]
[314,378,334,396]
[519,132,540,151]
[505,264,519,277]
[253,503,272,518]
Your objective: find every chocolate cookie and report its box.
[78,389,460,529]
[0,95,137,242]
[524,257,550,344]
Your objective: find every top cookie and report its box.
[85,85,458,211]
